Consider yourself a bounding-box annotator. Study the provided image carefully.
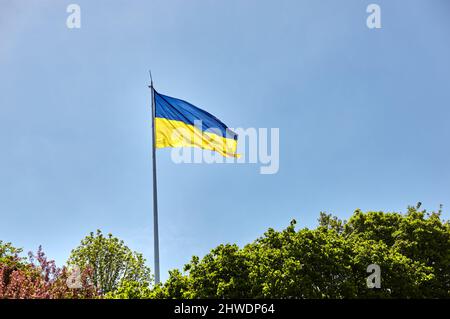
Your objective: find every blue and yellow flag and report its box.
[154,91,239,158]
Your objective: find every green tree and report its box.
[344,206,450,297]
[154,206,449,299]
[105,279,153,299]
[68,230,151,294]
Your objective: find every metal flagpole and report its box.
[148,71,160,284]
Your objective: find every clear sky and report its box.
[1,0,449,281]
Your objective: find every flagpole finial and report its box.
[148,70,153,88]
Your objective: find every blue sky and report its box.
[1,0,449,281]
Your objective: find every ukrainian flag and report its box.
[154,91,239,158]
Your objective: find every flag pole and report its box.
[148,70,160,284]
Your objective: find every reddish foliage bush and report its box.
[0,246,100,299]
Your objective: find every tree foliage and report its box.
[1,206,449,299]
[68,230,151,294]
[151,206,449,298]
